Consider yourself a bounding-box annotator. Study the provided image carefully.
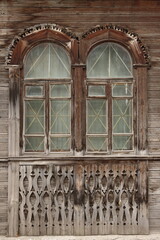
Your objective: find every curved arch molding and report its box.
[6,23,150,65]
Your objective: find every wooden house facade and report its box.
[0,0,160,236]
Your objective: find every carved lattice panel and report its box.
[19,165,74,236]
[83,162,148,235]
[18,161,148,236]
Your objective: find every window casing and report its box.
[86,42,134,153]
[22,41,135,154]
[7,25,149,157]
[22,42,73,153]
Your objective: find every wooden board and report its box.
[16,161,149,236]
[0,0,160,236]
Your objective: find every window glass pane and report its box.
[112,99,132,133]
[24,43,71,79]
[25,136,44,152]
[109,43,132,78]
[87,136,108,152]
[50,100,71,134]
[50,137,70,151]
[87,99,107,134]
[87,42,132,78]
[88,85,106,97]
[87,43,109,78]
[112,84,132,97]
[50,84,71,98]
[113,135,133,150]
[26,86,44,97]
[25,100,44,134]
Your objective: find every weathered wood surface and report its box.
[0,0,160,236]
[0,0,160,155]
[17,161,148,236]
[149,162,160,233]
[8,162,19,237]
[0,163,8,236]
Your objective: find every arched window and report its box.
[86,42,134,153]
[23,42,72,153]
[7,25,149,157]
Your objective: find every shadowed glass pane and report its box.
[50,137,70,151]
[24,43,71,79]
[50,84,71,98]
[25,136,44,152]
[113,135,132,150]
[50,100,71,134]
[87,136,107,152]
[87,43,132,78]
[25,100,44,134]
[87,44,109,78]
[113,99,132,133]
[87,99,107,134]
[88,85,106,97]
[112,84,132,97]
[26,86,43,97]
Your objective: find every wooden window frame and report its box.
[7,25,150,158]
[80,28,150,155]
[85,79,135,155]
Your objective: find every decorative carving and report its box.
[18,161,148,235]
[6,24,150,65]
[84,163,140,234]
[19,165,74,235]
[6,23,78,64]
[82,24,150,64]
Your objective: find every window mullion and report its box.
[107,83,112,154]
[45,81,49,153]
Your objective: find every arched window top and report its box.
[87,42,133,79]
[24,42,71,79]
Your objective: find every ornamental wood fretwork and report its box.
[84,163,141,235]
[18,161,148,236]
[81,24,150,65]
[19,165,74,236]
[6,24,150,65]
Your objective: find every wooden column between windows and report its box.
[138,160,149,234]
[8,162,19,237]
[74,164,85,235]
[72,64,86,152]
[136,66,148,154]
[8,65,21,157]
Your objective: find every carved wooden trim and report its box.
[136,67,148,154]
[73,65,86,152]
[8,162,19,236]
[17,160,148,236]
[81,24,150,65]
[6,23,78,65]
[8,66,21,157]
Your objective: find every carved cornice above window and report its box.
[6,23,78,65]
[6,24,150,66]
[82,24,150,65]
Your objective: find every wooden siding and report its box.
[0,163,8,236]
[0,0,160,235]
[149,162,160,233]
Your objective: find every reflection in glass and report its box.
[26,86,43,97]
[87,42,132,78]
[50,137,70,151]
[50,84,71,98]
[112,84,132,97]
[112,99,132,134]
[24,43,71,79]
[25,136,44,152]
[25,100,44,134]
[50,100,71,134]
[88,85,106,97]
[87,99,107,134]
